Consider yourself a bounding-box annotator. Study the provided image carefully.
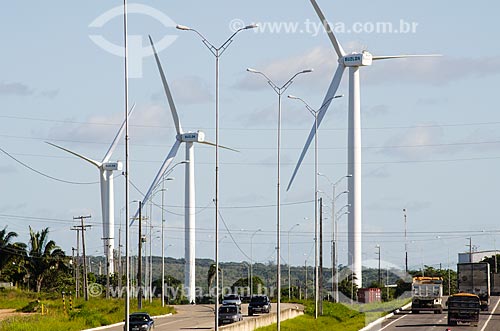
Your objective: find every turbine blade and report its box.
[198,141,240,153]
[149,35,183,135]
[310,0,345,58]
[372,54,442,61]
[287,64,345,191]
[102,103,136,163]
[130,139,181,226]
[46,142,101,168]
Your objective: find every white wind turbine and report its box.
[47,107,134,275]
[287,0,439,288]
[131,36,233,304]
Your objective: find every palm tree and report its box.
[27,226,66,292]
[208,263,221,289]
[0,227,25,273]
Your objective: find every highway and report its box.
[108,302,301,331]
[364,296,500,331]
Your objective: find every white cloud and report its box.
[152,76,212,105]
[379,124,447,160]
[236,47,336,91]
[236,46,500,90]
[365,166,390,178]
[0,82,34,96]
[0,82,59,98]
[40,89,60,99]
[44,104,174,149]
[363,104,390,119]
[366,56,500,86]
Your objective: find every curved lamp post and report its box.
[288,94,342,317]
[177,23,257,329]
[248,68,312,329]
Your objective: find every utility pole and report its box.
[70,227,80,299]
[466,237,472,262]
[118,228,122,292]
[72,247,77,297]
[73,215,91,301]
[304,259,308,300]
[403,208,408,274]
[137,201,143,309]
[319,198,323,315]
[102,237,113,299]
[375,245,381,285]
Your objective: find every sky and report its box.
[1,1,500,280]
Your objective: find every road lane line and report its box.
[371,313,409,331]
[480,296,500,331]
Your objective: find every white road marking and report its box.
[372,313,409,331]
[480,297,500,331]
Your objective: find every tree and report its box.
[27,227,67,292]
[338,270,358,300]
[0,227,26,274]
[208,263,221,289]
[232,276,265,296]
[482,254,500,274]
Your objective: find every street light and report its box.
[318,173,351,302]
[287,223,300,301]
[178,23,257,330]
[335,209,350,302]
[288,94,342,318]
[248,68,312,328]
[242,261,250,297]
[250,229,261,297]
[148,160,186,306]
[160,176,175,307]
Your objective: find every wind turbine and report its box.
[131,36,233,304]
[287,0,439,288]
[47,106,134,275]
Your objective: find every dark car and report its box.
[248,295,271,316]
[218,304,243,325]
[125,312,155,331]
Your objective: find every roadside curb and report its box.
[83,313,172,331]
[358,302,412,331]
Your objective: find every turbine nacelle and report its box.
[102,161,123,171]
[180,131,205,143]
[343,51,373,67]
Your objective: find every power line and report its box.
[0,146,99,185]
[3,113,500,131]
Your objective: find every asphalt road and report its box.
[109,302,301,331]
[364,296,500,331]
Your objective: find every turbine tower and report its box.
[287,0,439,288]
[132,36,232,303]
[47,107,134,275]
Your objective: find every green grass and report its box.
[256,299,410,331]
[0,289,175,331]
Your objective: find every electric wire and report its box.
[0,146,99,185]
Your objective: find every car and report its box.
[218,304,243,325]
[248,295,271,316]
[222,294,242,307]
[125,312,155,331]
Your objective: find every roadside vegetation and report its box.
[256,299,410,331]
[0,289,174,331]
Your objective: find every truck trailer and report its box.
[411,276,443,314]
[457,262,490,311]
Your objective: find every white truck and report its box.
[411,276,443,314]
[457,262,490,311]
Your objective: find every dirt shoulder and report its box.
[0,308,31,321]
